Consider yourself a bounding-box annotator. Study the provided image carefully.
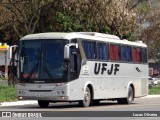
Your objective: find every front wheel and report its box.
[79,87,91,107]
[117,86,134,104]
[38,100,49,108]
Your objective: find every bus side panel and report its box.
[133,64,148,97]
[133,66,148,98]
[113,63,133,98]
[67,79,84,100]
[80,61,148,100]
[80,62,115,99]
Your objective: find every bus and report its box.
[10,32,148,108]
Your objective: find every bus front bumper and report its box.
[17,96,70,101]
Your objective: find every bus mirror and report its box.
[64,43,76,60]
[75,43,78,48]
[9,45,18,59]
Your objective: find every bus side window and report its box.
[70,45,82,79]
[97,43,103,60]
[82,40,96,59]
[121,46,127,61]
[110,45,115,61]
[116,45,121,61]
[126,46,132,62]
[132,47,141,63]
[142,48,147,63]
[104,43,109,60]
[70,46,77,72]
[132,47,137,62]
[121,46,132,62]
[92,41,97,59]
[97,43,109,61]
[137,48,141,63]
[110,44,121,61]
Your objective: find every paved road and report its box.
[0,97,160,111]
[0,97,160,120]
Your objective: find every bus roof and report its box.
[21,32,147,47]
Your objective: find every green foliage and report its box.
[0,85,17,102]
[0,0,152,44]
[149,86,160,95]
[55,11,112,33]
[56,12,74,32]
[56,11,83,32]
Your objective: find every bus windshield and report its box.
[19,39,68,83]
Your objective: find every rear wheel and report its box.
[117,86,134,104]
[79,87,91,107]
[38,100,49,108]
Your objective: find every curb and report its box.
[141,95,160,99]
[0,100,37,107]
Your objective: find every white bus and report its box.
[12,32,148,108]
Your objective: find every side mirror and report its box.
[9,45,18,59]
[64,43,77,60]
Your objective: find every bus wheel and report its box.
[38,100,49,108]
[117,86,134,104]
[79,87,91,107]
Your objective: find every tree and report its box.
[139,0,160,61]
[0,0,150,43]
[55,0,149,40]
[0,0,55,38]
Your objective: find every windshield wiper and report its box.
[44,66,53,80]
[25,63,38,81]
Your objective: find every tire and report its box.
[117,98,124,104]
[79,87,91,107]
[117,86,134,104]
[38,100,49,108]
[92,100,100,106]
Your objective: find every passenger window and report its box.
[110,44,121,61]
[82,40,96,59]
[97,43,109,60]
[132,47,141,63]
[142,48,147,63]
[121,46,132,62]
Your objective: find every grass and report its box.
[0,85,17,102]
[149,86,160,95]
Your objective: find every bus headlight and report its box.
[18,91,25,95]
[56,91,65,95]
[61,91,64,94]
[56,91,60,95]
[22,91,25,95]
[18,91,22,94]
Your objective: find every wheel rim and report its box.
[85,90,90,102]
[84,88,91,105]
[128,88,133,102]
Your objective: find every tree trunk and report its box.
[4,51,8,79]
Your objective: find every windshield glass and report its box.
[19,39,68,83]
